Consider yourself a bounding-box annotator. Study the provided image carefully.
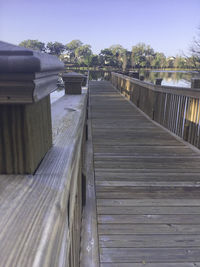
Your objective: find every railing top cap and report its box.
[0,41,64,73]
[63,71,86,78]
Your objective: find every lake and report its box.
[87,70,199,88]
[139,70,199,87]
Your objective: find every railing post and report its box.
[155,78,163,85]
[62,72,85,94]
[129,72,139,79]
[0,41,64,174]
[188,78,200,143]
[191,78,200,89]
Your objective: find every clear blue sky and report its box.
[0,0,199,56]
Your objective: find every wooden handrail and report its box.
[112,72,200,97]
[111,72,200,149]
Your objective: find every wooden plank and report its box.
[93,145,195,155]
[97,199,200,206]
[95,172,200,181]
[98,214,200,224]
[100,248,200,263]
[94,157,200,169]
[96,181,200,187]
[95,167,200,176]
[101,263,200,267]
[98,224,200,235]
[97,206,200,215]
[96,186,200,199]
[99,234,200,248]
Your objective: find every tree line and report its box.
[19,36,200,70]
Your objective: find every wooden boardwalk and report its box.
[89,80,200,267]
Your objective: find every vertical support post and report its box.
[190,78,200,144]
[0,41,64,174]
[129,72,139,79]
[155,78,163,85]
[191,78,200,89]
[62,72,85,95]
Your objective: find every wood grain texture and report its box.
[100,263,200,267]
[0,95,52,174]
[0,93,87,266]
[90,80,200,266]
[80,83,100,267]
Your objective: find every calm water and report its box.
[87,70,199,87]
[51,70,200,103]
[140,70,199,87]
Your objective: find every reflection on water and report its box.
[86,70,199,88]
[140,70,199,87]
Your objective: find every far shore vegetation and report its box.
[19,31,200,71]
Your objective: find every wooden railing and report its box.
[111,72,200,148]
[0,42,88,266]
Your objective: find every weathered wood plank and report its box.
[95,167,200,175]
[99,234,200,248]
[96,181,200,187]
[96,186,200,199]
[94,157,200,169]
[98,214,200,224]
[97,198,200,206]
[97,206,200,215]
[100,247,200,263]
[93,145,196,154]
[95,172,200,181]
[98,224,200,235]
[100,263,200,267]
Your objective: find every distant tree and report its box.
[66,40,83,52]
[109,44,125,54]
[46,42,65,56]
[144,45,155,68]
[151,53,166,69]
[189,27,200,70]
[88,55,99,67]
[100,48,118,67]
[122,53,127,71]
[186,56,199,69]
[174,56,187,69]
[66,40,83,62]
[131,43,155,68]
[19,39,46,52]
[75,45,92,65]
[109,45,127,68]
[166,57,175,68]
